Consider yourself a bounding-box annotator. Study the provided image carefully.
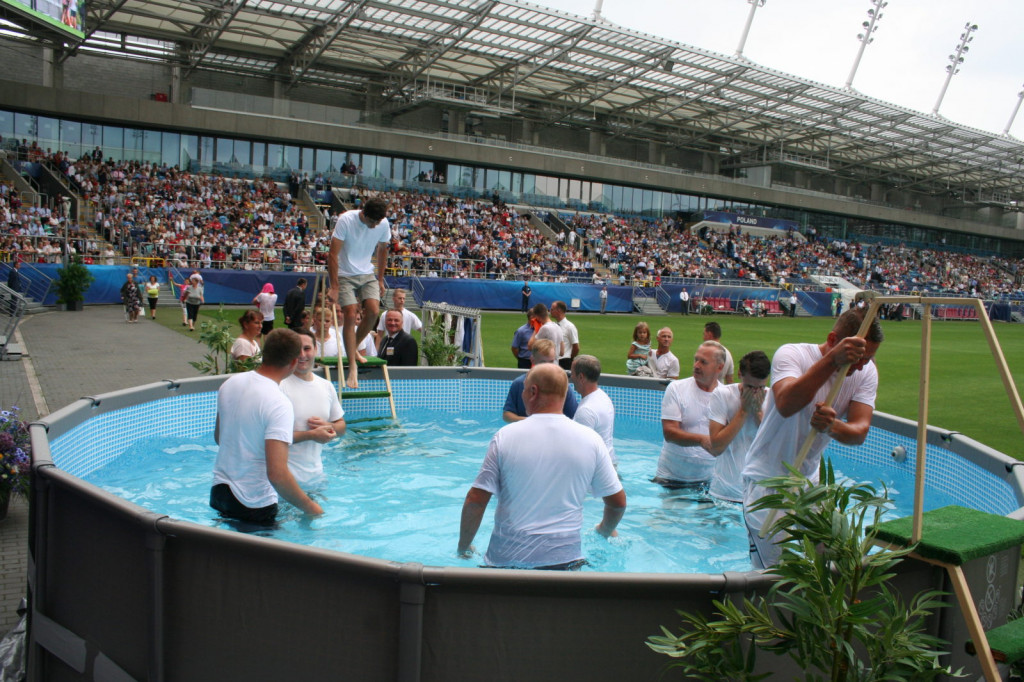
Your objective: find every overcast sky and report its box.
[537,0,1024,138]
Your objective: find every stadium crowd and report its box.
[1,151,1023,299]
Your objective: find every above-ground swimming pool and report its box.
[28,368,1024,681]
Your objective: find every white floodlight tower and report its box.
[735,0,766,59]
[932,21,978,116]
[591,0,604,21]
[1004,84,1024,136]
[845,0,886,90]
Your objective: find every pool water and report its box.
[84,408,960,573]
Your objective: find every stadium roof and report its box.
[9,0,1024,203]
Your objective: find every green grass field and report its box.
[483,311,1024,460]
[163,304,1024,460]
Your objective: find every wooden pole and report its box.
[330,302,343,402]
[912,303,932,544]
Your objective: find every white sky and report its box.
[538,0,1024,138]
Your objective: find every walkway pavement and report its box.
[0,306,200,634]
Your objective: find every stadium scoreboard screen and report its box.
[0,0,85,40]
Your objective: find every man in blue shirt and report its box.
[502,339,577,422]
[509,310,534,369]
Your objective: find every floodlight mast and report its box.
[1004,85,1024,136]
[735,0,766,58]
[591,0,604,21]
[932,21,978,116]
[845,0,886,90]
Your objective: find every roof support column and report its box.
[41,47,63,89]
[273,80,289,117]
[588,130,604,156]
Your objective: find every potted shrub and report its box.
[647,461,961,681]
[51,257,94,311]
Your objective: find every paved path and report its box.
[0,306,201,634]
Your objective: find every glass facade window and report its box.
[60,120,82,158]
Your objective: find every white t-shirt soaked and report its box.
[213,372,294,508]
[280,374,344,488]
[656,377,717,483]
[741,342,879,486]
[332,209,391,277]
[707,383,766,503]
[472,414,622,568]
[574,388,617,466]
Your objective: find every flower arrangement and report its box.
[0,406,31,508]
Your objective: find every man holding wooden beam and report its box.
[742,308,884,568]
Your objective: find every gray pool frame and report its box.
[26,367,1024,681]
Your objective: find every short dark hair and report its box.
[295,328,316,344]
[297,277,307,286]
[551,300,566,314]
[530,302,549,319]
[704,321,722,339]
[261,328,302,367]
[833,308,884,344]
[362,197,389,222]
[739,350,771,380]
[571,354,601,383]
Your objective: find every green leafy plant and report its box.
[0,405,31,509]
[420,313,466,367]
[189,305,260,375]
[647,460,961,681]
[51,257,94,309]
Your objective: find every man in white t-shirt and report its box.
[707,351,771,503]
[742,308,882,568]
[654,341,726,492]
[211,329,323,525]
[650,327,680,380]
[527,303,564,357]
[459,363,626,569]
[571,355,617,467]
[280,330,346,489]
[679,288,689,315]
[327,196,391,389]
[550,300,580,370]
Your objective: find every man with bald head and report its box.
[459,363,626,570]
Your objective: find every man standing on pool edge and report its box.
[459,363,625,569]
[211,328,324,525]
[327,196,391,389]
[742,308,882,569]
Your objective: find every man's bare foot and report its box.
[355,351,368,365]
[346,365,359,389]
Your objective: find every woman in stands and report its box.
[231,309,263,364]
[626,321,653,376]
[252,283,278,341]
[144,275,161,320]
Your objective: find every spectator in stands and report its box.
[626,322,652,376]
[703,322,734,385]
